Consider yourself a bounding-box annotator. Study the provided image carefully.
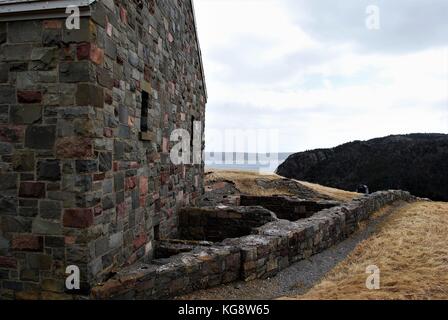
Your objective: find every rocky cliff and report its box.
[276,134,448,201]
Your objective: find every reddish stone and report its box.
[94,205,103,217]
[160,172,169,185]
[139,177,148,196]
[63,208,94,229]
[17,91,42,104]
[90,44,104,65]
[103,127,113,138]
[65,236,76,245]
[0,256,17,269]
[133,233,148,250]
[0,125,25,143]
[77,43,91,60]
[120,6,128,24]
[144,65,151,82]
[139,195,147,208]
[104,93,113,105]
[55,137,93,159]
[12,235,43,252]
[167,33,174,43]
[43,20,62,29]
[125,176,137,191]
[130,161,139,169]
[19,182,46,198]
[116,202,126,218]
[162,137,168,153]
[94,173,105,181]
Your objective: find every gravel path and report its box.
[176,201,408,300]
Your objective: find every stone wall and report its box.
[92,190,415,299]
[0,0,206,299]
[179,206,277,242]
[240,195,340,221]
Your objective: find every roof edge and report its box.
[190,0,207,101]
[0,0,95,21]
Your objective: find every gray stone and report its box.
[0,173,17,191]
[102,194,114,210]
[75,83,104,108]
[76,160,98,173]
[12,150,35,172]
[99,152,112,172]
[95,237,109,257]
[43,29,62,46]
[38,160,61,181]
[60,62,91,83]
[0,142,12,155]
[10,105,42,124]
[30,47,58,70]
[109,232,123,249]
[3,44,33,61]
[25,125,56,149]
[8,21,42,43]
[0,64,8,83]
[0,195,17,215]
[32,218,62,235]
[39,201,62,220]
[0,86,16,104]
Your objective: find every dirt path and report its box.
[177,201,411,300]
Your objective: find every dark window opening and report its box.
[141,90,149,132]
[153,224,160,241]
[190,116,195,150]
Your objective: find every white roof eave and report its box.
[0,0,96,21]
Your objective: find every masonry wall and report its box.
[179,206,278,242]
[0,0,206,299]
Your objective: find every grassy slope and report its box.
[289,201,448,300]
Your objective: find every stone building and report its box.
[0,0,207,299]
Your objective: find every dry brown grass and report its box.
[205,170,294,196]
[295,180,360,202]
[205,170,360,201]
[292,201,448,300]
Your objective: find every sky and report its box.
[194,0,448,153]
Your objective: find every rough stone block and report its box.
[0,256,17,269]
[0,86,16,104]
[39,201,62,220]
[59,62,91,83]
[25,125,56,149]
[55,137,93,159]
[12,234,43,252]
[8,21,42,43]
[12,150,35,172]
[32,218,62,235]
[19,182,46,198]
[0,64,9,83]
[75,84,104,108]
[37,160,61,181]
[10,105,42,124]
[63,208,94,229]
[2,44,33,61]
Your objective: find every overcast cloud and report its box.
[194,0,448,152]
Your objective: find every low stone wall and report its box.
[178,206,277,242]
[240,195,340,221]
[225,190,414,280]
[91,190,414,299]
[91,245,241,300]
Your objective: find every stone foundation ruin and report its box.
[91,190,415,299]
